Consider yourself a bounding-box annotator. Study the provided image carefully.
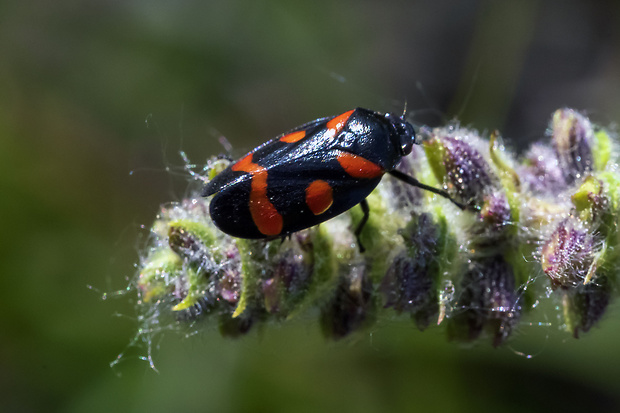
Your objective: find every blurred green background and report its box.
[2,0,620,412]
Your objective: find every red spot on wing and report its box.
[280,130,306,143]
[325,110,355,134]
[337,152,384,179]
[248,172,282,236]
[305,180,333,215]
[232,154,260,173]
[231,153,283,236]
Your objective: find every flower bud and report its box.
[168,225,210,268]
[551,108,595,183]
[137,248,182,303]
[320,265,373,339]
[470,191,513,248]
[566,276,611,338]
[218,267,241,304]
[381,252,437,329]
[166,226,216,315]
[448,256,521,346]
[424,127,496,206]
[520,143,567,194]
[541,218,596,288]
[262,235,314,316]
[572,176,611,225]
[380,213,441,329]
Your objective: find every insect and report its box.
[202,108,464,251]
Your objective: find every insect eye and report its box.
[385,112,416,156]
[397,121,416,156]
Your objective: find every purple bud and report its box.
[572,177,611,223]
[449,256,521,346]
[381,253,437,329]
[551,109,595,184]
[167,227,217,318]
[168,226,246,318]
[217,250,254,337]
[569,276,611,338]
[520,143,567,194]
[470,191,513,247]
[262,234,314,315]
[480,191,512,229]
[218,267,241,304]
[168,226,209,268]
[262,278,281,314]
[441,134,496,204]
[278,235,314,296]
[541,218,595,288]
[320,265,373,339]
[380,213,440,329]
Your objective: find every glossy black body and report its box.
[203,108,416,239]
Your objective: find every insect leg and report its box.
[354,199,369,253]
[388,170,467,210]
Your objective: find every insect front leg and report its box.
[388,170,468,210]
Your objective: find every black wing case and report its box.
[202,116,333,197]
[266,154,383,235]
[207,149,382,238]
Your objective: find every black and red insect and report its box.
[202,108,463,251]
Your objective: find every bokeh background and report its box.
[2,0,620,412]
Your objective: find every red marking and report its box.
[337,152,384,179]
[326,110,354,134]
[232,154,261,173]
[231,154,283,236]
[305,180,333,215]
[280,130,306,143]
